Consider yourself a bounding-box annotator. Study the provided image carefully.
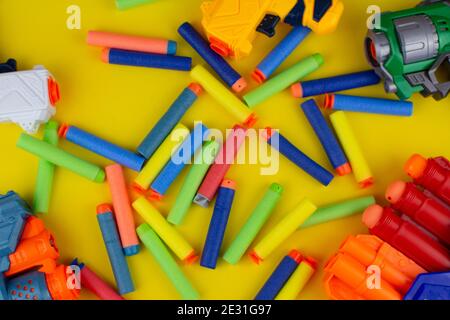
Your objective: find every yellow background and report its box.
[0,0,448,300]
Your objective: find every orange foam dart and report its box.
[324,253,402,300]
[339,235,415,293]
[46,265,80,300]
[5,216,59,277]
[106,164,140,257]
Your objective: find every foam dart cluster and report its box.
[17,133,105,183]
[386,181,450,246]
[301,99,351,176]
[134,124,189,193]
[190,65,257,127]
[244,54,323,108]
[96,204,135,295]
[33,121,59,214]
[106,164,140,256]
[223,183,284,265]
[330,111,373,188]
[254,250,303,300]
[59,124,146,172]
[167,140,221,225]
[72,259,124,300]
[194,125,247,207]
[404,154,450,204]
[291,70,380,98]
[252,26,312,84]
[178,22,247,93]
[150,123,209,199]
[300,196,375,229]
[200,179,236,270]
[263,128,334,186]
[137,224,200,300]
[102,48,192,71]
[87,30,176,55]
[250,199,317,264]
[363,205,450,272]
[116,0,158,10]
[323,94,413,116]
[324,252,401,300]
[275,257,317,300]
[132,197,198,264]
[137,83,202,160]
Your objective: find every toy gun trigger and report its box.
[256,14,281,37]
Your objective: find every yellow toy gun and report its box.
[201,0,344,59]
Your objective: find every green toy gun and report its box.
[365,0,450,100]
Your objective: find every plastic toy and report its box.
[116,0,158,10]
[365,0,450,100]
[404,272,450,300]
[275,257,316,300]
[0,66,60,133]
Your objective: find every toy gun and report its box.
[0,66,60,133]
[201,0,344,59]
[365,0,450,100]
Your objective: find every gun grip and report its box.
[257,14,281,37]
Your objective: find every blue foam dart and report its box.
[200,180,236,270]
[255,250,302,300]
[266,129,334,186]
[324,93,413,116]
[178,22,247,93]
[253,26,311,83]
[60,124,145,172]
[104,48,192,71]
[301,99,350,176]
[150,123,209,197]
[137,84,201,159]
[96,205,135,295]
[403,272,450,300]
[291,70,380,98]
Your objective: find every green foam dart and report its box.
[243,54,324,108]
[300,196,375,229]
[116,0,157,10]
[17,133,105,183]
[33,121,59,214]
[137,223,200,300]
[167,140,220,225]
[223,183,283,265]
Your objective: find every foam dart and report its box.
[116,0,158,10]
[33,121,59,214]
[252,26,312,83]
[178,22,247,93]
[106,164,140,256]
[96,204,135,295]
[223,183,284,265]
[323,94,413,116]
[255,250,303,300]
[190,65,257,127]
[137,224,200,300]
[291,70,380,98]
[167,140,221,225]
[132,197,198,264]
[243,54,323,108]
[386,181,450,246]
[299,196,375,229]
[404,154,450,204]
[134,124,189,193]
[59,124,146,172]
[263,128,334,186]
[72,259,124,300]
[338,235,414,294]
[324,253,401,300]
[275,257,317,300]
[102,48,192,72]
[301,99,351,176]
[17,133,105,183]
[137,83,202,160]
[330,111,373,188]
[250,199,317,264]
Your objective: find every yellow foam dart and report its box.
[276,258,317,300]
